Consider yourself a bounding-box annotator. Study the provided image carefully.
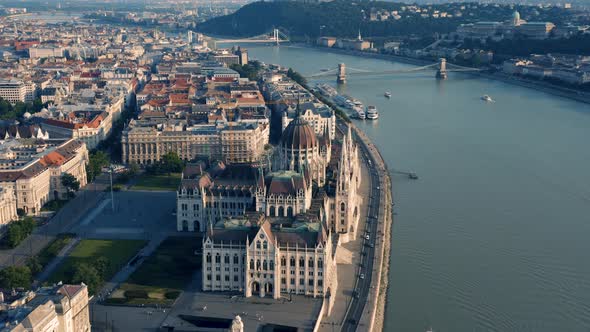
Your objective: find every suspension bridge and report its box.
[306,58,482,83]
[208,28,290,45]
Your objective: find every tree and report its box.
[61,173,80,198]
[87,151,110,182]
[26,256,43,275]
[128,162,140,177]
[94,256,111,279]
[161,152,183,174]
[287,68,308,87]
[0,266,32,289]
[6,217,35,248]
[71,263,101,294]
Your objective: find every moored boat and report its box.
[366,105,379,120]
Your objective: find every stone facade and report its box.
[0,138,88,215]
[202,216,338,313]
[1,284,90,332]
[122,120,269,165]
[0,186,18,227]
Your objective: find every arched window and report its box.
[340,202,346,212]
[287,206,293,217]
[281,256,286,266]
[308,258,314,268]
[206,253,211,263]
[250,259,254,269]
[256,259,261,270]
[215,253,220,263]
[270,206,276,216]
[299,257,305,267]
[233,254,239,264]
[270,260,274,270]
[263,260,268,270]
[224,254,230,264]
[318,259,324,269]
[290,256,295,267]
[256,241,261,249]
[278,206,285,216]
[263,241,268,250]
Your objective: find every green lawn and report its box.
[131,173,181,191]
[48,239,146,284]
[37,233,75,267]
[106,237,201,306]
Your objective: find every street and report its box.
[337,120,387,332]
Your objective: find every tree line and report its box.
[0,97,46,121]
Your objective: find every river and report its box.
[243,44,590,332]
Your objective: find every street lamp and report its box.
[108,166,115,212]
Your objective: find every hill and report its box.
[196,1,575,40]
[196,1,465,40]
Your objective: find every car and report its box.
[360,273,365,279]
[365,235,370,240]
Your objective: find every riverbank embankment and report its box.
[348,123,393,332]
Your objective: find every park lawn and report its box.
[131,173,181,191]
[107,236,201,306]
[48,239,146,284]
[37,233,75,267]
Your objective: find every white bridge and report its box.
[208,28,290,45]
[307,58,482,82]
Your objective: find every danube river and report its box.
[245,45,590,331]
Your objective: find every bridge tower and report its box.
[436,58,448,79]
[337,63,347,84]
[273,29,279,46]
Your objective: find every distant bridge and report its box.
[207,28,290,46]
[307,58,482,82]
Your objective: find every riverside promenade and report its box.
[334,119,393,332]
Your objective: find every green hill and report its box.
[196,0,467,40]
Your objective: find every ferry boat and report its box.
[366,105,379,120]
[384,91,392,98]
[353,106,366,119]
[481,95,494,102]
[353,99,364,109]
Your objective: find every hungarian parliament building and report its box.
[176,110,362,313]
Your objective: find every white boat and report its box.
[384,91,391,98]
[366,105,379,120]
[481,95,494,102]
[353,106,366,119]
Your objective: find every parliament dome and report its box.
[281,115,318,150]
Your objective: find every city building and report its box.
[0,284,91,332]
[457,11,556,41]
[122,117,269,165]
[42,110,112,150]
[191,106,361,309]
[202,215,338,314]
[0,80,32,104]
[0,186,18,227]
[177,162,258,232]
[0,138,88,215]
